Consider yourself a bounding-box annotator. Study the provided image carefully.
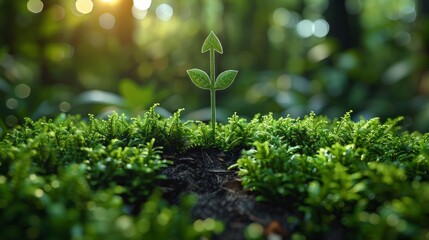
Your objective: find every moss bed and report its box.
[1,105,429,239]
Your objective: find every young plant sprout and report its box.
[187,31,238,141]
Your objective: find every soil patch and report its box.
[160,148,295,240]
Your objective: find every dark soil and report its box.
[160,148,295,240]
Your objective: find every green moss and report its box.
[231,111,429,239]
[1,104,429,239]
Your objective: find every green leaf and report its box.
[215,70,237,90]
[119,79,154,109]
[201,31,223,54]
[187,68,211,90]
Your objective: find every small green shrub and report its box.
[0,106,223,239]
[82,138,171,204]
[232,112,429,238]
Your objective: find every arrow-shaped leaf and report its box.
[201,31,223,54]
[215,70,238,90]
[187,68,211,90]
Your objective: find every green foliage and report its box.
[232,112,429,238]
[187,31,238,141]
[135,191,224,239]
[0,105,223,239]
[82,139,171,203]
[0,164,222,239]
[129,104,192,152]
[217,113,254,150]
[119,79,156,112]
[2,106,429,239]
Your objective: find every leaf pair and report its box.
[187,31,238,91]
[187,68,238,91]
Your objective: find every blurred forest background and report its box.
[1,0,429,136]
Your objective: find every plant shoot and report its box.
[187,31,238,141]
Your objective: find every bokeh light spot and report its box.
[386,214,400,227]
[193,219,205,232]
[296,19,329,38]
[34,189,44,198]
[313,19,329,38]
[45,45,71,62]
[6,98,19,109]
[157,209,172,226]
[27,0,44,14]
[395,31,411,46]
[273,8,290,27]
[51,180,60,188]
[137,219,150,233]
[59,101,71,112]
[0,176,6,184]
[6,115,18,127]
[192,218,217,232]
[15,84,31,99]
[75,0,93,14]
[51,5,66,21]
[115,215,133,231]
[308,43,331,62]
[244,223,264,239]
[156,3,173,22]
[132,6,148,20]
[99,13,116,29]
[296,19,313,38]
[133,0,151,11]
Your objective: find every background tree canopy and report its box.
[1,0,429,133]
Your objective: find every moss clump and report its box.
[232,111,429,239]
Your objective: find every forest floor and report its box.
[159,149,293,240]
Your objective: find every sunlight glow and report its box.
[100,0,119,4]
[76,0,94,14]
[99,13,116,29]
[27,0,44,14]
[156,3,173,22]
[132,6,148,20]
[133,0,151,11]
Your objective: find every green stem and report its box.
[209,49,216,141]
[210,89,215,140]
